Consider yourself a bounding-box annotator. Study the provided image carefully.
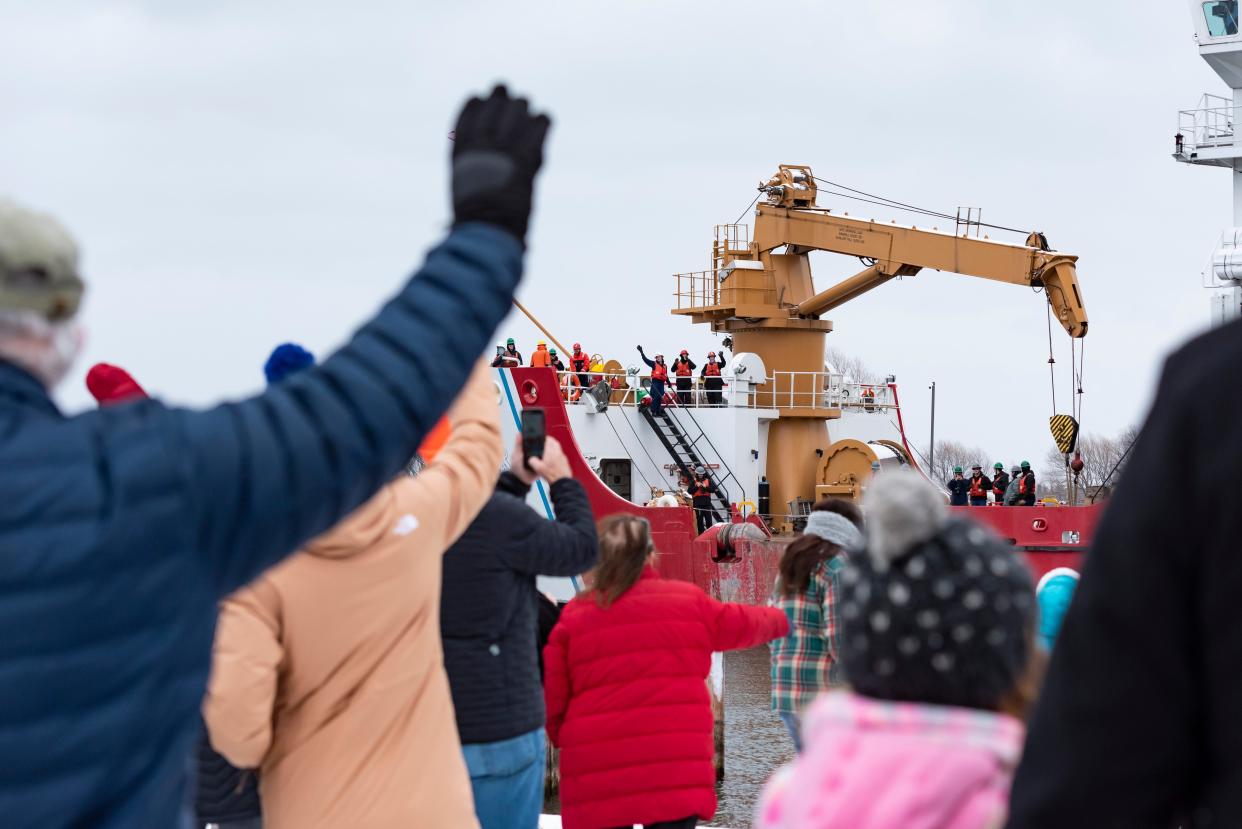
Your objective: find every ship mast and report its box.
[1175,0,1242,323]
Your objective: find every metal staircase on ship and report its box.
[638,404,740,527]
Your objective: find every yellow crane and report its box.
[672,164,1089,518]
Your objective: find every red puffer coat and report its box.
[544,566,789,829]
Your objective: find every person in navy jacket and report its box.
[0,84,551,828]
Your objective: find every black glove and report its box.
[451,84,551,245]
[637,345,645,352]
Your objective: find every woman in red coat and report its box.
[544,515,789,829]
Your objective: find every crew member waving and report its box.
[638,345,668,416]
[700,350,727,406]
[673,350,696,405]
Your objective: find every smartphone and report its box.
[496,345,505,357]
[520,409,546,472]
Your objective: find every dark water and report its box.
[708,646,794,828]
[545,646,791,828]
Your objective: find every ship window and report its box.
[1204,1,1239,37]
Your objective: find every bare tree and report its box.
[921,440,994,486]
[1042,426,1140,504]
[825,347,881,384]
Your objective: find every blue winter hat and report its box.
[264,343,316,385]
[1035,568,1079,651]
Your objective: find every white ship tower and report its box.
[1177,0,1242,323]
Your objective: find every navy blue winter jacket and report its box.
[440,472,597,744]
[0,223,522,828]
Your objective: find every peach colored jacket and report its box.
[203,363,501,829]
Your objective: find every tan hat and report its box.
[0,199,84,320]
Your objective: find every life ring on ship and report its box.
[736,500,757,519]
[561,372,581,402]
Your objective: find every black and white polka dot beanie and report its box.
[839,471,1035,711]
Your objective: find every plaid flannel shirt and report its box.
[769,554,847,714]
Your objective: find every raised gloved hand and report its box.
[451,84,552,245]
[637,345,645,353]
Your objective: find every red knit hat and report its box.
[86,363,148,405]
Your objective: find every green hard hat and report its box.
[953,466,963,474]
[1021,460,1031,469]
[994,462,1004,470]
[506,337,515,345]
[549,348,557,354]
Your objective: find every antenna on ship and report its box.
[1176,0,1242,324]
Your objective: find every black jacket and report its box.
[991,470,1010,498]
[1018,470,1036,505]
[689,477,717,504]
[440,472,598,745]
[946,477,971,505]
[1008,320,1242,829]
[195,731,260,824]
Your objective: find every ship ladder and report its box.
[638,406,732,526]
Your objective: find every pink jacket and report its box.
[757,691,1024,829]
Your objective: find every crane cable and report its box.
[733,194,761,226]
[809,176,1031,236]
[1046,303,1057,416]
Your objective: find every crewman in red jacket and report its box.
[673,349,696,405]
[544,514,788,829]
[569,343,591,389]
[700,350,726,406]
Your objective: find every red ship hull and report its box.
[513,367,1100,603]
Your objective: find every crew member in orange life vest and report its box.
[530,340,552,368]
[700,350,726,406]
[1017,460,1037,506]
[637,345,668,416]
[967,463,992,507]
[688,465,718,535]
[493,337,522,367]
[991,462,1010,504]
[569,343,591,389]
[673,350,696,405]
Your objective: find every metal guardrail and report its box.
[673,270,720,309]
[1177,94,1237,153]
[548,369,894,412]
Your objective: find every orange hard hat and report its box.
[417,417,452,464]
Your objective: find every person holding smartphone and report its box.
[440,433,598,829]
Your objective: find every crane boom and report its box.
[667,163,1089,517]
[751,188,1088,337]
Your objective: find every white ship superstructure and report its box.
[1175,0,1242,323]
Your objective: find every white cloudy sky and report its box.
[0,0,1227,466]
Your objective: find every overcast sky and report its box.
[0,0,1228,468]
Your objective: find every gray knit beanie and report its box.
[838,471,1035,711]
[803,510,863,552]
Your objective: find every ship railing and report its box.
[552,369,895,413]
[712,223,752,263]
[1177,94,1238,153]
[766,371,896,412]
[673,270,721,310]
